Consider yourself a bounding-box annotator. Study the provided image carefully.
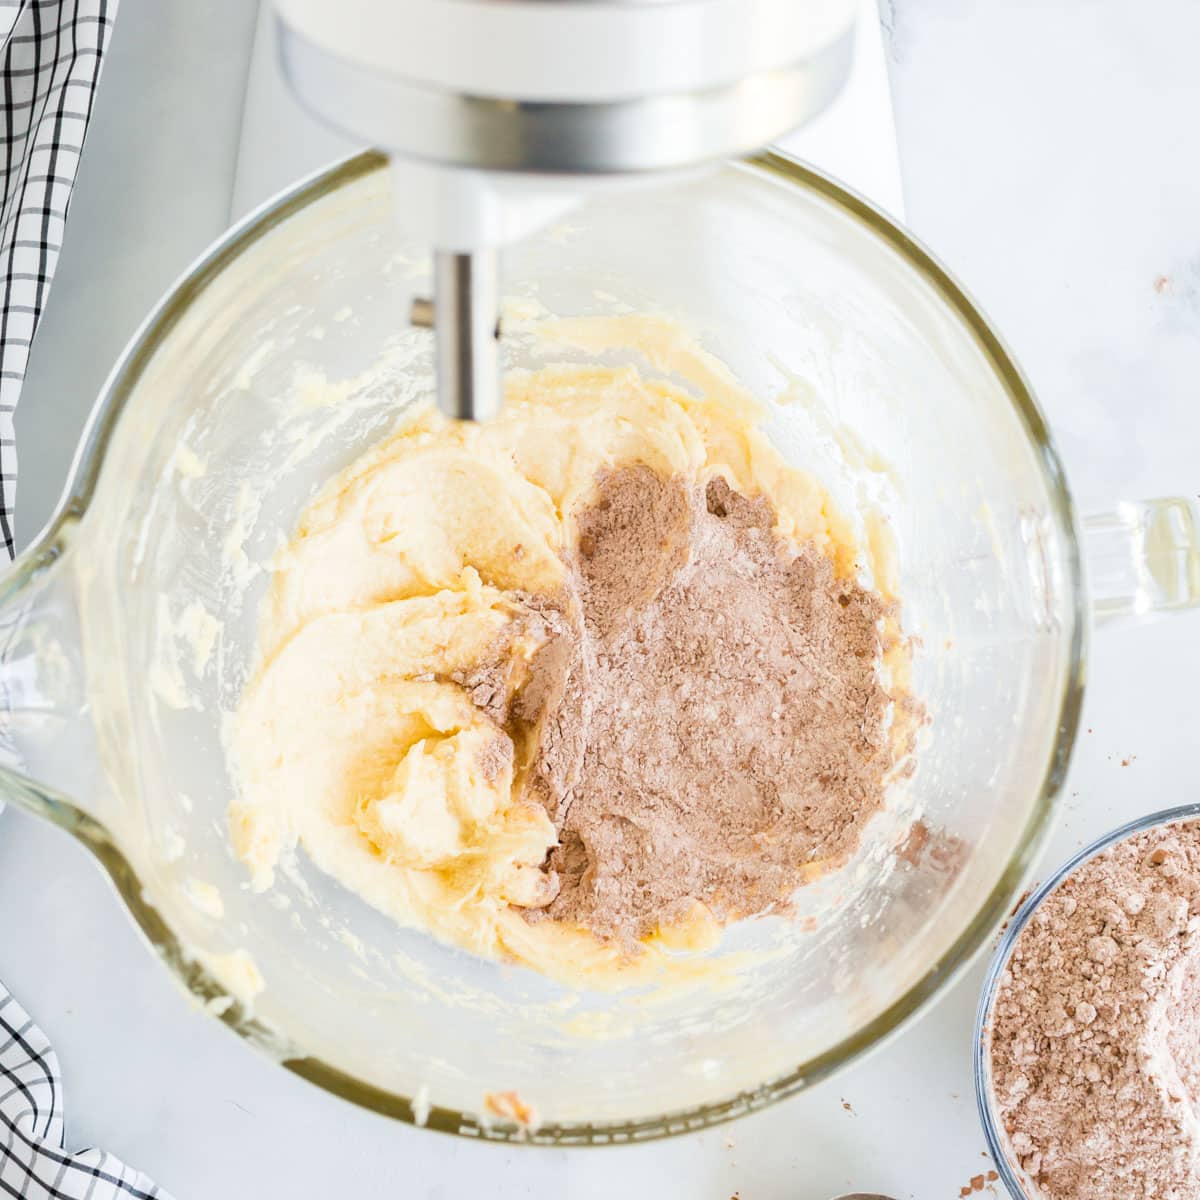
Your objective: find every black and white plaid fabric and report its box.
[0,0,118,559]
[0,7,162,1197]
[0,983,171,1199]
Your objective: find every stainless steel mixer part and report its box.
[274,0,856,422]
[408,250,502,421]
[277,17,854,176]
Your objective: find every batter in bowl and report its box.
[230,321,913,987]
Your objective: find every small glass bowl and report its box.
[973,802,1200,1199]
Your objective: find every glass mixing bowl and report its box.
[974,804,1200,1198]
[1,151,1196,1143]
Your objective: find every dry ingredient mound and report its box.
[496,465,895,942]
[989,819,1200,1200]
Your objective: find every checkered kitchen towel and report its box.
[0,5,169,1196]
[0,0,118,559]
[1,984,171,1199]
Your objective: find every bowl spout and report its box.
[0,519,102,829]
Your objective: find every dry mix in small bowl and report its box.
[983,815,1200,1200]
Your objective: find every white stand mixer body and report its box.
[273,0,857,416]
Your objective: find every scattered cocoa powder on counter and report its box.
[988,820,1200,1200]
[507,466,900,943]
[957,1174,996,1198]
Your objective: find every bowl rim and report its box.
[972,803,1200,1198]
[0,148,1086,1145]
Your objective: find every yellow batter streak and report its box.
[230,318,854,988]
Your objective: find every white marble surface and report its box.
[5,3,1200,1198]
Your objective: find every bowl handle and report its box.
[1084,497,1200,624]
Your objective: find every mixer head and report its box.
[274,0,858,420]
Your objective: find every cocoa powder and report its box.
[989,820,1200,1200]
[506,465,896,942]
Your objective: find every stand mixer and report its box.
[7,0,1146,1143]
[272,0,858,419]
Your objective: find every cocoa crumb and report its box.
[477,736,513,783]
[897,818,930,866]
